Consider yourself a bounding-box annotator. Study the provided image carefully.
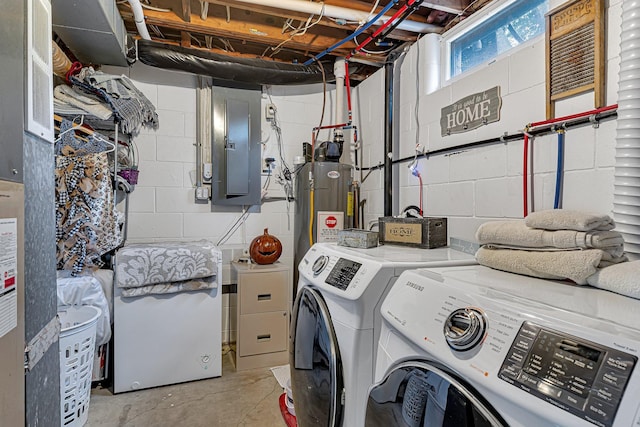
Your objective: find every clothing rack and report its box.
[53,112,130,266]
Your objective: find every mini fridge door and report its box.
[0,180,25,425]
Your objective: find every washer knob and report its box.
[443,307,487,351]
[312,255,329,275]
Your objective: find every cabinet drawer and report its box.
[239,271,287,314]
[238,311,288,356]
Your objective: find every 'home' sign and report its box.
[440,86,502,136]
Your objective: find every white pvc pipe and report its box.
[334,58,346,126]
[421,33,441,95]
[614,0,640,260]
[127,0,151,40]
[225,0,442,34]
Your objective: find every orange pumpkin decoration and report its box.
[249,228,283,265]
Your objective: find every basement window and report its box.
[444,0,548,80]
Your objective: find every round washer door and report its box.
[290,287,344,426]
[365,361,508,427]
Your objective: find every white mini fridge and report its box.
[113,274,223,393]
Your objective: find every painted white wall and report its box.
[104,63,336,343]
[355,0,622,243]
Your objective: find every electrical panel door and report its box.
[211,85,261,207]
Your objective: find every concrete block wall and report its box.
[105,63,333,344]
[356,0,622,242]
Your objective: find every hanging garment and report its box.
[55,119,111,156]
[55,150,122,275]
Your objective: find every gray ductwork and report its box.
[52,0,130,66]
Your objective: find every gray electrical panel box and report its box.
[211,86,261,206]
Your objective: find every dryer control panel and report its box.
[499,322,637,427]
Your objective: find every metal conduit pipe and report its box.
[384,57,395,216]
[127,0,151,40]
[614,0,640,260]
[223,0,442,34]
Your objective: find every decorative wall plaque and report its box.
[546,0,605,119]
[440,86,502,136]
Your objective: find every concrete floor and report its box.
[86,352,287,427]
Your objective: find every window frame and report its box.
[441,0,548,85]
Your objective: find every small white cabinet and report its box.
[232,262,291,370]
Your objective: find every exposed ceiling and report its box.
[113,0,493,82]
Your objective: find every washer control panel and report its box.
[499,322,637,427]
[324,257,362,291]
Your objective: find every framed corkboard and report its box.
[545,0,605,119]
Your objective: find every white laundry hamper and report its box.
[58,305,101,427]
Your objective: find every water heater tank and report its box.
[293,161,352,290]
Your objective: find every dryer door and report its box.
[290,287,344,426]
[365,361,508,427]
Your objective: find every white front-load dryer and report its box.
[289,242,477,427]
[368,265,640,427]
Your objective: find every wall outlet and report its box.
[203,163,213,182]
[265,103,276,121]
[195,186,210,202]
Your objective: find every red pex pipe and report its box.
[523,133,530,217]
[345,61,353,125]
[530,104,618,128]
[313,123,348,131]
[522,104,618,217]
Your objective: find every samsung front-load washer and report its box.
[367,265,640,427]
[289,242,477,427]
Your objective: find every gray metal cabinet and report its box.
[232,262,291,370]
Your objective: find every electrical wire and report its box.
[315,62,328,142]
[216,208,251,246]
[263,166,272,190]
[414,36,421,147]
[265,93,292,181]
[262,6,325,58]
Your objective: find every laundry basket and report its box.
[58,305,101,427]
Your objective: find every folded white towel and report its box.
[587,260,640,299]
[476,247,626,285]
[476,220,624,253]
[525,209,615,231]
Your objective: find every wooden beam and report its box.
[181,31,191,47]
[119,7,357,54]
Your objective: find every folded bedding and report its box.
[525,209,615,231]
[475,247,627,285]
[475,220,624,256]
[119,275,218,297]
[115,240,221,289]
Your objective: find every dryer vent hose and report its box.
[52,41,72,77]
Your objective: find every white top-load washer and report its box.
[367,264,640,427]
[289,242,477,427]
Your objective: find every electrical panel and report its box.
[211,86,261,207]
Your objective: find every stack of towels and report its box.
[475,210,638,296]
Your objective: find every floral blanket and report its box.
[115,240,221,296]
